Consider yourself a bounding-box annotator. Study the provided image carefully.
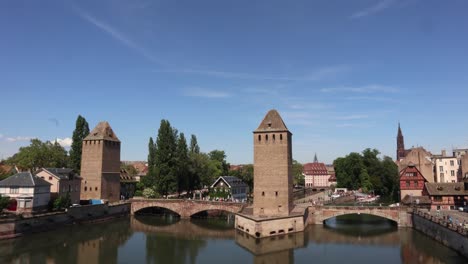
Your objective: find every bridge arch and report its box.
[315,207,401,225]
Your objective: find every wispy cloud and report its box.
[74,7,161,64]
[350,0,397,19]
[334,114,369,120]
[321,84,398,94]
[182,87,232,98]
[55,138,73,148]
[6,136,32,142]
[157,65,350,82]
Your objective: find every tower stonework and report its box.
[253,110,293,217]
[397,123,406,161]
[80,121,121,202]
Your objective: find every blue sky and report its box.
[1,0,468,164]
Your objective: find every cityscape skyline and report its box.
[1,0,468,164]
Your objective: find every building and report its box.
[399,163,427,201]
[80,121,121,202]
[210,176,249,202]
[424,182,468,210]
[0,172,51,212]
[303,162,332,188]
[120,168,137,199]
[35,168,82,204]
[434,156,458,183]
[398,147,435,183]
[252,109,293,217]
[396,123,410,161]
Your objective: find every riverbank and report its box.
[0,202,130,240]
[413,209,468,259]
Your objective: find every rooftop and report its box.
[254,109,290,133]
[84,121,120,142]
[425,182,468,196]
[0,172,51,187]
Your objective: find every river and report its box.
[0,214,466,264]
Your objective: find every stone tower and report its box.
[397,123,406,161]
[80,121,121,202]
[253,109,293,217]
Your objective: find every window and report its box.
[439,166,443,172]
[258,135,261,141]
[406,181,410,187]
[273,134,276,140]
[414,181,418,186]
[10,187,19,194]
[451,170,455,176]
[280,134,283,140]
[84,186,87,191]
[275,191,278,196]
[49,176,53,180]
[433,196,442,202]
[266,134,268,141]
[262,191,265,196]
[450,160,454,166]
[95,187,98,191]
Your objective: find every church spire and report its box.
[314,153,318,163]
[397,123,405,160]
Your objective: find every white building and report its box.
[435,157,459,183]
[0,172,51,212]
[303,162,332,188]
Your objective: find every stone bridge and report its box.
[307,205,413,227]
[130,198,245,219]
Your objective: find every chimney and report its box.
[442,149,446,157]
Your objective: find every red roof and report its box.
[303,162,329,175]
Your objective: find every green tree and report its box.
[292,160,304,186]
[53,192,72,210]
[0,194,10,211]
[175,133,189,193]
[189,134,200,154]
[121,164,138,176]
[154,120,178,195]
[228,164,253,191]
[69,115,89,173]
[8,139,68,171]
[209,150,229,176]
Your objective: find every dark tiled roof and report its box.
[0,172,51,187]
[255,109,290,133]
[120,169,137,183]
[40,168,80,180]
[84,121,120,142]
[303,162,329,175]
[425,182,468,196]
[401,195,432,205]
[211,176,248,189]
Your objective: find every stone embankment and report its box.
[0,202,130,240]
[413,209,468,259]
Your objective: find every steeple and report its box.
[397,123,406,161]
[255,109,289,133]
[313,153,318,163]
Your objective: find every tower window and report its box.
[84,187,87,191]
[258,135,261,141]
[266,135,268,141]
[262,191,265,196]
[95,187,98,191]
[275,191,278,196]
[273,134,276,141]
[280,134,283,140]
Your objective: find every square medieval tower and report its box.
[253,110,293,217]
[80,121,121,202]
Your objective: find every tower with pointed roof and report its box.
[253,109,293,217]
[313,153,318,163]
[397,123,406,161]
[80,121,121,202]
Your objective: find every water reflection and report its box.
[0,214,466,264]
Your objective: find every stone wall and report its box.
[0,202,130,239]
[235,214,305,238]
[413,212,468,259]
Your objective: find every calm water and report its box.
[0,214,466,264]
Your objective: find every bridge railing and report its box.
[413,208,468,236]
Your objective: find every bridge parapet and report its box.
[130,199,246,219]
[307,205,412,227]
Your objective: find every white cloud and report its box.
[182,87,232,98]
[75,7,161,64]
[321,85,398,94]
[334,115,369,120]
[6,136,32,142]
[350,0,397,19]
[56,138,73,148]
[158,65,350,82]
